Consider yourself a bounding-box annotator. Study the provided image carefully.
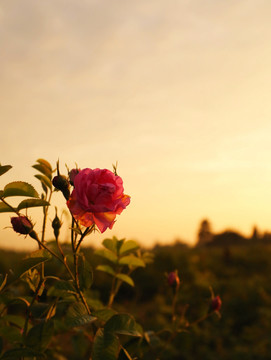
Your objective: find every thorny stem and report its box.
[108,268,133,307]
[71,219,91,315]
[0,197,20,216]
[22,279,45,340]
[40,189,53,279]
[34,235,75,281]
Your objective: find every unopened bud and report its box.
[11,216,33,235]
[52,175,70,200]
[167,270,180,289]
[210,295,222,312]
[11,216,39,241]
[52,209,62,239]
[69,168,80,186]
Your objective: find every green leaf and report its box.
[25,320,54,352]
[78,256,93,290]
[102,238,117,253]
[0,348,46,359]
[0,323,22,343]
[0,202,14,213]
[96,264,116,276]
[142,251,154,264]
[65,302,97,328]
[119,255,145,268]
[95,249,118,264]
[92,328,120,360]
[2,314,25,328]
[47,280,76,297]
[119,240,140,256]
[17,250,51,278]
[35,174,52,189]
[0,202,13,213]
[36,158,52,172]
[115,274,134,287]
[92,308,117,322]
[0,165,12,176]
[32,164,52,180]
[17,198,50,211]
[104,314,142,337]
[3,182,39,198]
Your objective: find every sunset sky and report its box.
[1,0,271,250]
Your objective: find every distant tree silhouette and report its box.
[196,219,213,246]
[251,226,260,241]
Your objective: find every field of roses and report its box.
[0,159,270,359]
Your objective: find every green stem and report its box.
[40,190,52,279]
[0,197,20,216]
[22,279,44,340]
[34,235,75,281]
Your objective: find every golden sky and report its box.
[1,0,271,250]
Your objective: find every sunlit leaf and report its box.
[0,274,8,292]
[95,249,118,264]
[35,174,52,189]
[115,274,134,287]
[119,255,145,268]
[3,181,39,198]
[96,264,116,276]
[0,202,14,213]
[104,314,142,337]
[0,165,12,176]
[120,347,134,360]
[119,240,140,256]
[92,328,120,360]
[36,158,52,172]
[17,198,50,211]
[102,238,117,253]
[32,163,52,180]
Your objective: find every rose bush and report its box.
[67,168,130,232]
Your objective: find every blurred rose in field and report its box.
[67,168,130,232]
[210,295,222,312]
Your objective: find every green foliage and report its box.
[25,320,54,352]
[0,165,12,177]
[17,198,50,211]
[3,181,39,198]
[0,158,228,360]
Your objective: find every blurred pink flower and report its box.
[210,295,222,312]
[167,270,180,288]
[67,168,130,233]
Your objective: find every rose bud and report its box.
[52,175,70,200]
[167,270,180,289]
[52,209,62,240]
[68,168,80,186]
[210,295,222,312]
[11,216,39,240]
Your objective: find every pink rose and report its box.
[67,168,130,233]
